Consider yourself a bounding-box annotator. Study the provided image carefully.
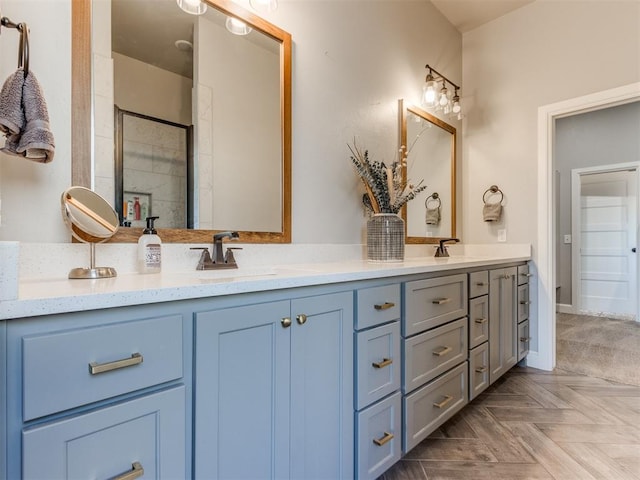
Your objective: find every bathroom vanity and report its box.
[0,252,531,480]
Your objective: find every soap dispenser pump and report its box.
[138,216,161,273]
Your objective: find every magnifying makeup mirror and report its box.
[61,186,119,279]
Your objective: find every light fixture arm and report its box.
[425,64,460,92]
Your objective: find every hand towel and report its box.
[0,68,55,163]
[0,68,26,136]
[483,202,502,222]
[425,206,440,225]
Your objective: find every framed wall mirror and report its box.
[72,0,292,243]
[398,99,456,244]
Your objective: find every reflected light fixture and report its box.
[249,0,278,13]
[225,17,252,35]
[421,64,462,119]
[176,0,207,15]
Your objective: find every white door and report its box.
[577,169,638,320]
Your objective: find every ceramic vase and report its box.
[366,213,405,262]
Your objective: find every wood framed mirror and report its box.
[72,0,291,243]
[398,99,457,244]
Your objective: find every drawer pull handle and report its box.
[520,300,532,305]
[433,395,453,409]
[521,273,533,278]
[89,353,143,375]
[372,358,393,369]
[296,314,307,325]
[432,346,452,357]
[373,432,394,446]
[374,302,395,311]
[475,366,487,373]
[281,317,292,328]
[474,318,488,324]
[475,282,486,286]
[114,462,144,480]
[520,336,532,342]
[432,297,451,305]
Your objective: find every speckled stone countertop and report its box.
[0,243,531,320]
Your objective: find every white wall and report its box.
[0,0,461,244]
[0,0,71,242]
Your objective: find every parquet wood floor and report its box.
[382,367,640,479]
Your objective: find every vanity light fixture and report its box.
[421,64,462,119]
[176,0,207,15]
[249,0,278,13]
[225,17,252,35]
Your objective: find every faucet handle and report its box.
[190,247,212,270]
[224,247,243,265]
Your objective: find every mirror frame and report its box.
[72,0,292,243]
[398,99,457,244]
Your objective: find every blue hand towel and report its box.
[0,68,55,163]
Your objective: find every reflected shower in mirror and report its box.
[399,99,456,244]
[75,0,292,243]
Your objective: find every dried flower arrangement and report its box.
[349,141,426,214]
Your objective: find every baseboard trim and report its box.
[524,351,553,371]
[556,304,574,314]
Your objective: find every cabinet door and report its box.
[194,301,291,480]
[22,386,186,479]
[290,292,354,480]
[489,267,518,384]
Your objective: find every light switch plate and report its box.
[497,229,507,242]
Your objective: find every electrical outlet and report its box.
[563,234,572,244]
[497,229,507,242]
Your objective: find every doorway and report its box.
[534,82,640,372]
[572,166,639,321]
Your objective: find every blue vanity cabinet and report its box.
[194,290,354,480]
[2,305,192,480]
[489,266,518,383]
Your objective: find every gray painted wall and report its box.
[555,101,640,306]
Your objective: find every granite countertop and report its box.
[0,245,531,320]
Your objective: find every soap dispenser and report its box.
[138,216,161,273]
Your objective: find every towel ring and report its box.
[425,192,441,209]
[18,23,29,77]
[482,185,504,205]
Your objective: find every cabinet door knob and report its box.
[113,462,144,480]
[433,395,454,409]
[374,302,395,311]
[432,345,452,357]
[502,274,512,280]
[281,317,292,328]
[432,297,451,305]
[372,358,393,369]
[296,314,307,325]
[373,431,394,446]
[89,353,143,375]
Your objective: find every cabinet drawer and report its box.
[23,386,186,480]
[468,271,489,298]
[403,362,467,453]
[403,318,467,393]
[469,295,489,349]
[518,284,530,323]
[356,392,402,480]
[356,284,401,330]
[469,343,489,400]
[404,274,467,337]
[517,264,532,285]
[356,322,401,410]
[23,315,183,421]
[518,320,530,361]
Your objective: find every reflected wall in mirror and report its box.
[72,0,291,243]
[398,99,456,244]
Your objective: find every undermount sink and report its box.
[192,266,278,280]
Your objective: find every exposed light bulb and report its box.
[249,0,278,13]
[452,99,461,114]
[422,74,438,108]
[226,17,252,35]
[438,86,449,107]
[176,0,207,15]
